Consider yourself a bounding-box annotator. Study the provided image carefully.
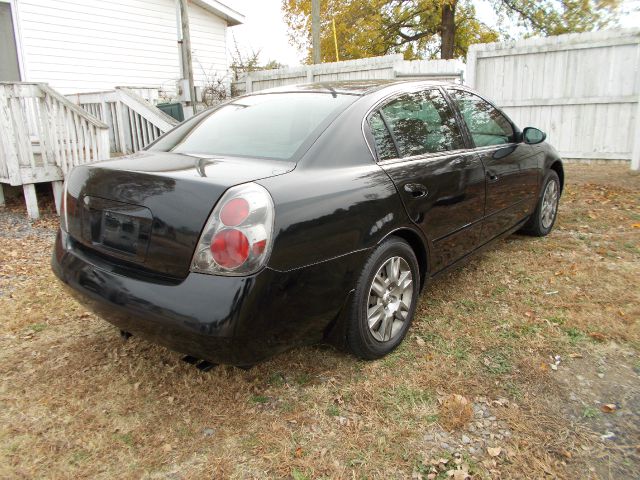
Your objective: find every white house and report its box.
[0,0,243,219]
[0,0,244,94]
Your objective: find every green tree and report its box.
[493,0,621,36]
[282,0,621,61]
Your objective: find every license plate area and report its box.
[81,196,153,261]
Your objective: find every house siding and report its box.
[16,0,228,94]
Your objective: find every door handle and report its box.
[486,171,499,183]
[403,183,428,198]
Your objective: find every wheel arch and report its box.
[549,160,564,193]
[380,227,429,290]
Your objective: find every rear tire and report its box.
[346,237,420,360]
[521,170,560,237]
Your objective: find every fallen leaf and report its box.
[632,223,640,229]
[539,362,549,372]
[162,444,172,453]
[600,404,617,413]
[416,336,426,347]
[589,332,607,342]
[559,449,572,459]
[492,398,509,407]
[452,471,468,480]
[295,446,303,458]
[487,446,502,457]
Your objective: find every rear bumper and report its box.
[52,230,366,365]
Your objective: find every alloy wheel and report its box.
[540,179,559,229]
[367,256,413,342]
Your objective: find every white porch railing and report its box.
[66,87,179,154]
[0,82,110,219]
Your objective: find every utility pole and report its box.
[311,0,321,64]
[177,0,197,115]
[332,18,339,62]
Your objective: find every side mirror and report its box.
[523,127,546,145]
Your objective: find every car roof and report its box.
[254,79,455,96]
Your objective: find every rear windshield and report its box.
[148,92,356,161]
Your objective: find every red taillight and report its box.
[191,182,274,276]
[220,198,250,226]
[211,230,249,268]
[210,229,250,268]
[252,239,266,256]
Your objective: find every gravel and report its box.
[0,208,57,241]
[421,397,513,461]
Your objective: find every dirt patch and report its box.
[551,343,640,479]
[0,164,638,479]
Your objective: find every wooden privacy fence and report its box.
[232,55,465,95]
[466,29,640,170]
[66,87,179,154]
[0,82,110,218]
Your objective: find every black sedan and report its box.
[52,80,563,367]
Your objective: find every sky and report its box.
[225,0,304,66]
[225,0,640,67]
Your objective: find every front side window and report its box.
[449,90,515,148]
[375,89,465,158]
[149,92,356,161]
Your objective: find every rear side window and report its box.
[149,92,356,161]
[449,90,515,147]
[375,89,465,158]
[369,111,398,160]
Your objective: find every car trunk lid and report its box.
[64,151,294,278]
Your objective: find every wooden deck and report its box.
[66,87,178,155]
[0,83,179,219]
[0,82,110,218]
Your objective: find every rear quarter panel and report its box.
[260,164,408,272]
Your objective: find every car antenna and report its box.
[325,85,337,98]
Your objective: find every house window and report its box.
[0,2,21,81]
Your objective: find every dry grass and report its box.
[438,394,473,431]
[0,164,638,479]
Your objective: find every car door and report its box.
[447,88,540,242]
[367,86,486,273]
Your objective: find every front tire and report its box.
[346,237,420,360]
[521,170,560,237]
